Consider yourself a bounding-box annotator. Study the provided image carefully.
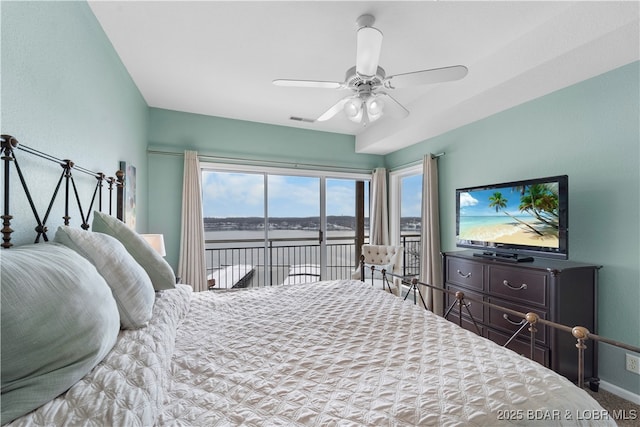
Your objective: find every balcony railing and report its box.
[205,233,421,289]
[402,234,421,277]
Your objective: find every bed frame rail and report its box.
[1,134,123,248]
[359,257,640,390]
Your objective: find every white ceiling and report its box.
[88,1,639,155]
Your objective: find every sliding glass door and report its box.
[326,178,369,279]
[267,174,321,285]
[202,164,369,288]
[201,170,266,288]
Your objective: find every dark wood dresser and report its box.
[441,250,600,389]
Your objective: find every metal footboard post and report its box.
[381,269,393,293]
[572,326,589,389]
[359,254,365,282]
[404,277,427,307]
[526,312,539,361]
[457,291,464,327]
[369,263,375,286]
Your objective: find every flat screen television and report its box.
[456,175,568,261]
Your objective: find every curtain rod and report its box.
[389,152,445,171]
[147,149,374,174]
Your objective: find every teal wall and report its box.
[147,107,384,268]
[1,1,149,243]
[386,61,640,395]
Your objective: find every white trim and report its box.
[389,164,422,246]
[598,380,640,405]
[389,173,401,246]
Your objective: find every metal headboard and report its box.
[1,134,124,248]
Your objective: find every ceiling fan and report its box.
[273,14,468,126]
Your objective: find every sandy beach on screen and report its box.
[460,222,558,248]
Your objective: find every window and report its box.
[390,165,422,278]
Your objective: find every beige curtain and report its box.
[178,151,207,292]
[419,154,443,314]
[370,167,389,245]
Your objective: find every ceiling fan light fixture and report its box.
[344,97,364,122]
[343,93,384,124]
[366,95,384,121]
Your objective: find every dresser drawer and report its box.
[488,266,547,306]
[487,329,549,367]
[488,297,547,345]
[446,257,484,290]
[446,285,484,322]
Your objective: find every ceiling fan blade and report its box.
[384,65,468,89]
[316,98,349,122]
[355,18,383,78]
[377,92,409,118]
[272,79,344,89]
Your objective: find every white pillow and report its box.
[55,226,155,329]
[92,211,175,290]
[1,243,120,424]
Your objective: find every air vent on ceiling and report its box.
[289,116,315,123]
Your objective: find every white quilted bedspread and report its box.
[7,285,192,427]
[158,280,614,427]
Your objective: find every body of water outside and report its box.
[205,230,359,287]
[205,229,421,288]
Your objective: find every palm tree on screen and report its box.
[488,191,542,236]
[519,184,559,230]
[488,192,508,212]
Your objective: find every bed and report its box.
[1,135,618,426]
[2,244,618,426]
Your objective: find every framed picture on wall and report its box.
[119,161,137,229]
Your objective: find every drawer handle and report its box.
[456,269,472,278]
[503,313,526,326]
[502,279,527,290]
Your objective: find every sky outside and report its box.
[202,171,423,218]
[401,174,422,218]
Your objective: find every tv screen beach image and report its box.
[457,182,560,249]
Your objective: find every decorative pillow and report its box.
[54,226,155,329]
[0,243,120,425]
[91,211,175,290]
